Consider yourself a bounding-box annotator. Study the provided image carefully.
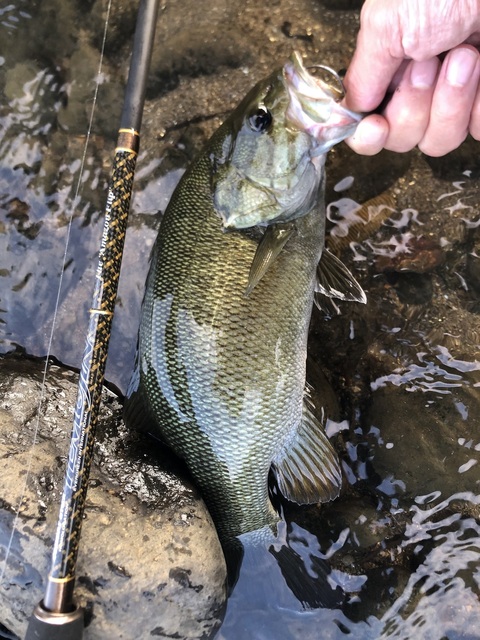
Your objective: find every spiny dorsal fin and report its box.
[271,389,342,505]
[245,223,295,296]
[315,248,367,305]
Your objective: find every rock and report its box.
[0,356,226,640]
[148,0,248,97]
[57,45,123,138]
[374,235,445,275]
[318,0,365,9]
[465,220,480,297]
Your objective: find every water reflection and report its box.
[216,493,480,639]
[217,522,378,640]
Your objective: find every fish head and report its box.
[212,51,361,230]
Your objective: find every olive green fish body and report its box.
[138,153,325,541]
[128,54,363,546]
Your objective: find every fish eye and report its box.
[248,106,272,133]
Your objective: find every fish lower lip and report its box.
[309,120,360,156]
[283,52,362,146]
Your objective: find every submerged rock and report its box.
[0,355,226,639]
[365,384,480,500]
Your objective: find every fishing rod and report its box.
[25,0,160,637]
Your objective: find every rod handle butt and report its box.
[25,601,84,640]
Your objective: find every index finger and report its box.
[344,29,404,113]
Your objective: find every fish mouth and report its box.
[283,51,361,154]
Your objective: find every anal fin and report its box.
[271,389,342,505]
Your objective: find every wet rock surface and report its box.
[0,356,226,640]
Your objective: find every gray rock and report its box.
[0,356,226,639]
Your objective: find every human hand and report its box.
[343,0,480,156]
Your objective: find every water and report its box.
[1,1,480,639]
[0,0,182,392]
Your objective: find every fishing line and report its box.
[0,0,113,586]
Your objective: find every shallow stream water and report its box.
[1,1,480,639]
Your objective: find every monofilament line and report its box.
[0,0,113,586]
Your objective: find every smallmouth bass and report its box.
[125,52,365,554]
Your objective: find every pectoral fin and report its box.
[271,390,342,505]
[315,248,367,307]
[245,223,295,296]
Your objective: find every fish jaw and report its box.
[283,51,362,155]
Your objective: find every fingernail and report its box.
[446,47,479,87]
[410,58,438,89]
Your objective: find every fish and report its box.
[125,52,365,560]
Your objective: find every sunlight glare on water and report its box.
[380,494,480,639]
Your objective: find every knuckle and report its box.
[418,128,468,156]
